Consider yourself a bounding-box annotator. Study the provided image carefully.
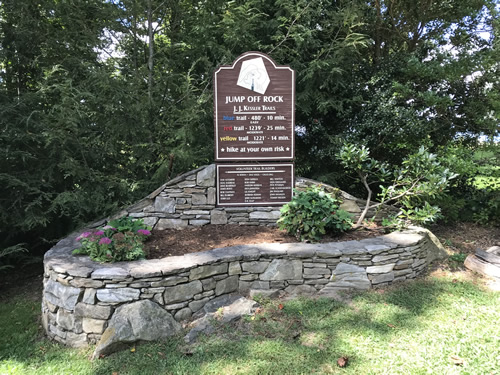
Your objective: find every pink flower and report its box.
[76,232,92,241]
[103,225,117,231]
[94,230,105,236]
[137,229,151,236]
[99,237,112,245]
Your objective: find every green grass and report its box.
[1,274,499,374]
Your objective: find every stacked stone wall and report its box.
[94,164,396,231]
[43,228,441,347]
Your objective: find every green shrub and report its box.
[277,186,353,241]
[72,217,151,262]
[0,244,28,273]
[449,253,467,263]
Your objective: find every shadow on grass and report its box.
[90,277,493,375]
[0,276,494,375]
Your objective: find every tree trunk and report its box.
[147,0,154,101]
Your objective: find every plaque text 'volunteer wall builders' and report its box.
[217,164,294,206]
[214,52,295,161]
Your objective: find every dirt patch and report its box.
[144,224,386,259]
[430,222,500,254]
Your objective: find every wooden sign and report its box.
[214,52,295,161]
[217,164,294,206]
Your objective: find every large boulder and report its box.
[184,295,259,343]
[92,300,181,359]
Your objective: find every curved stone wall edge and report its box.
[42,226,444,347]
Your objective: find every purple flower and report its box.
[137,229,151,236]
[99,237,112,245]
[94,230,105,236]
[77,231,92,241]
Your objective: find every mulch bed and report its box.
[144,224,386,259]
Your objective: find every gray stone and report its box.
[156,218,188,230]
[69,278,104,288]
[189,297,211,313]
[65,266,94,278]
[191,194,207,205]
[190,219,210,226]
[201,277,216,291]
[93,300,181,359]
[190,263,228,280]
[56,308,77,331]
[372,254,400,263]
[44,279,82,311]
[92,268,129,280]
[249,280,269,290]
[333,263,365,275]
[260,259,302,280]
[366,264,395,274]
[394,268,412,277]
[184,210,210,215]
[369,272,395,285]
[240,274,258,281]
[143,217,159,228]
[154,197,176,213]
[207,188,216,205]
[215,275,239,296]
[66,332,88,348]
[82,289,96,305]
[303,268,331,276]
[211,210,228,225]
[228,261,241,275]
[153,293,164,305]
[74,303,113,320]
[316,247,343,258]
[270,281,286,288]
[129,264,163,278]
[339,199,361,213]
[96,288,140,303]
[174,307,193,321]
[364,244,392,254]
[284,284,317,296]
[241,261,270,273]
[412,259,426,268]
[193,294,259,322]
[45,299,58,313]
[164,280,203,304]
[249,211,281,220]
[197,164,216,187]
[164,302,188,310]
[151,276,189,287]
[83,318,107,334]
[304,262,327,268]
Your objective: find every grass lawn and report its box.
[1,268,499,375]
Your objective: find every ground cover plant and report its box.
[72,217,151,262]
[1,266,498,374]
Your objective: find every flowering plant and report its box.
[73,217,152,262]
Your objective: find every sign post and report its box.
[214,52,295,206]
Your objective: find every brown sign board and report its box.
[214,52,295,161]
[217,163,294,206]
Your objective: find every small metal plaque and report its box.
[217,164,294,206]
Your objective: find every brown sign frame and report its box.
[214,52,295,161]
[216,163,294,206]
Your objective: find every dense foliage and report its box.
[0,0,498,264]
[278,186,352,241]
[338,144,457,229]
